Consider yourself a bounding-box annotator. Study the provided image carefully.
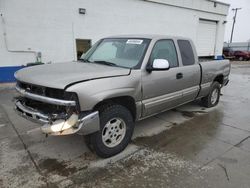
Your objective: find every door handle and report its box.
[176,73,183,79]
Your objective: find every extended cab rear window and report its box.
[177,40,195,66]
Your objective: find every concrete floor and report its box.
[1,62,250,188]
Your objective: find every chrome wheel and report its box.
[102,118,126,148]
[211,88,219,105]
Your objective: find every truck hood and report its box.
[15,62,130,89]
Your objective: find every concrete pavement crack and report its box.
[222,122,250,133]
[198,146,234,170]
[199,135,250,170]
[218,163,230,181]
[0,105,50,187]
[234,136,250,147]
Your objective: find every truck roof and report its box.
[106,34,191,41]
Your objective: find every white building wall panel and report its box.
[0,0,229,67]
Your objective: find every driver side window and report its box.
[150,40,179,68]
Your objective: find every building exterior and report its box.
[0,0,229,82]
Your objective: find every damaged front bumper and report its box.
[15,101,100,135]
[14,85,100,136]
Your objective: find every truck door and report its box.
[176,40,200,104]
[141,39,185,117]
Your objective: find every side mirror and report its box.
[147,59,170,72]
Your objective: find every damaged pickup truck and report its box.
[14,35,230,158]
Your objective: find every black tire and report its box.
[87,104,134,158]
[201,81,221,108]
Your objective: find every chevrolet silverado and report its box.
[14,35,230,158]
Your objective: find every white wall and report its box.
[0,0,229,67]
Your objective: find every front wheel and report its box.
[201,82,221,108]
[87,104,134,158]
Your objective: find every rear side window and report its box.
[178,40,195,66]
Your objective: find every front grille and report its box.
[24,98,67,114]
[16,81,80,112]
[17,81,65,99]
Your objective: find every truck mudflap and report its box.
[15,101,100,136]
[223,79,229,86]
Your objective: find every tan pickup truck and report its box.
[14,35,230,158]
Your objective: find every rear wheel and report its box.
[86,104,134,158]
[201,81,221,108]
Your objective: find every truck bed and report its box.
[197,59,230,98]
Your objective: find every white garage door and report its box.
[197,19,217,57]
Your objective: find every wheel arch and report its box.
[213,74,224,85]
[93,96,137,121]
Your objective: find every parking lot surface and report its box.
[1,61,250,188]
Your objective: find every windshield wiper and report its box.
[93,61,118,67]
[79,58,90,62]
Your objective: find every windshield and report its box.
[81,38,151,69]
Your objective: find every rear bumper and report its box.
[15,100,100,136]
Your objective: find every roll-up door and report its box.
[197,19,217,57]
